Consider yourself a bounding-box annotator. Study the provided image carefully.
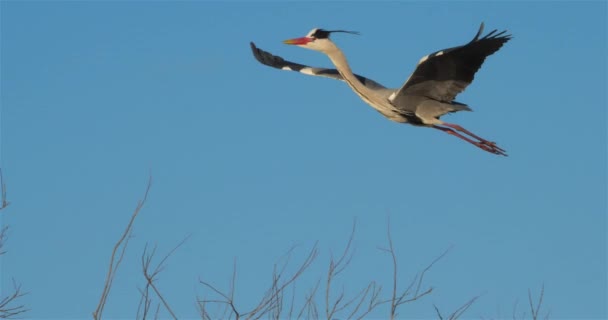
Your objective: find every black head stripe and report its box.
[311,29,359,39]
[312,29,331,39]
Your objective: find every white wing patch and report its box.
[299,67,316,76]
[418,51,445,65]
[281,66,318,76]
[418,55,429,64]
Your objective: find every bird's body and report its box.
[251,24,511,155]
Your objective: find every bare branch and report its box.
[405,245,452,304]
[448,295,480,320]
[333,221,357,276]
[269,265,283,320]
[248,243,318,320]
[287,280,296,320]
[230,258,237,304]
[348,281,386,320]
[0,170,10,257]
[196,296,210,320]
[434,304,444,320]
[93,176,152,320]
[0,171,27,319]
[379,217,452,319]
[0,279,28,319]
[153,303,161,320]
[296,278,320,320]
[198,243,318,320]
[198,278,240,319]
[385,217,398,320]
[136,285,152,320]
[355,285,385,320]
[528,284,545,320]
[0,226,8,256]
[0,169,10,211]
[325,220,357,320]
[198,259,240,319]
[140,236,190,320]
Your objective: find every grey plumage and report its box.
[250,42,387,91]
[250,23,511,156]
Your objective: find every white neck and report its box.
[321,42,397,117]
[324,45,374,100]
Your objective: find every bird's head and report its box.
[283,28,359,53]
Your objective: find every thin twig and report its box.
[0,226,8,256]
[198,279,240,319]
[249,243,318,320]
[141,236,191,320]
[136,285,152,320]
[287,280,296,320]
[448,295,480,320]
[326,220,356,320]
[379,217,452,319]
[528,284,545,320]
[346,281,385,320]
[296,278,320,320]
[434,304,444,320]
[0,279,28,319]
[93,176,152,320]
[354,282,385,320]
[384,217,398,320]
[198,243,318,320]
[0,169,9,210]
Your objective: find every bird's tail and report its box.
[450,101,472,112]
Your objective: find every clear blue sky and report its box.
[1,1,606,319]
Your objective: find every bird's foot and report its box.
[481,140,506,153]
[476,141,508,156]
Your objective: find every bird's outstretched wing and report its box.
[250,42,387,91]
[389,23,512,107]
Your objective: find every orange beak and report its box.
[283,37,313,45]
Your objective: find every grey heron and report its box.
[250,23,511,156]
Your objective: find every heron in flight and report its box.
[250,23,512,156]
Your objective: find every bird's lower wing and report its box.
[250,42,386,91]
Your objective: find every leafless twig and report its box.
[325,220,357,320]
[432,294,480,320]
[198,243,319,320]
[449,295,481,320]
[93,176,152,320]
[0,170,27,319]
[434,303,444,320]
[0,169,9,211]
[296,278,320,320]
[0,169,10,255]
[198,259,241,319]
[0,226,8,256]
[248,243,318,320]
[0,279,28,319]
[378,217,452,319]
[528,284,545,320]
[140,236,190,320]
[510,284,550,320]
[350,281,385,320]
[136,284,152,320]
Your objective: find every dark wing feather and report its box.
[250,42,386,90]
[389,23,512,107]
